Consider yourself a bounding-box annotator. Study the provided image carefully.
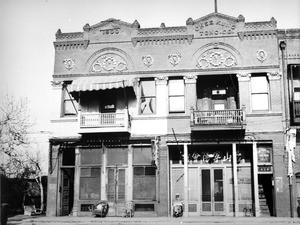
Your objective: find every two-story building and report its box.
[47,10,300,218]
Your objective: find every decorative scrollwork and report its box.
[209,52,224,67]
[91,55,128,72]
[63,59,75,70]
[168,53,181,67]
[196,49,237,69]
[142,55,154,67]
[256,50,267,63]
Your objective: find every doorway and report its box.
[61,168,74,216]
[201,168,225,215]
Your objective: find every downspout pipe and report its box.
[280,40,294,218]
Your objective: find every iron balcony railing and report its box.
[191,108,245,126]
[80,112,129,128]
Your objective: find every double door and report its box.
[201,168,225,216]
[107,167,126,216]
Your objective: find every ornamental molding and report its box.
[132,34,194,47]
[63,59,75,71]
[236,73,251,82]
[257,50,267,63]
[168,54,181,67]
[51,80,63,88]
[196,49,237,69]
[267,71,281,80]
[90,55,128,73]
[142,55,154,67]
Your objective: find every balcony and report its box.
[79,111,130,133]
[190,108,245,131]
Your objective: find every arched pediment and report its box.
[190,42,243,69]
[85,48,135,73]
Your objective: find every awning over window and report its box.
[69,76,137,93]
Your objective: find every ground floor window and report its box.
[79,167,101,200]
[133,166,156,201]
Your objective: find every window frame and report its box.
[61,83,78,117]
[139,79,156,115]
[168,78,185,113]
[250,75,270,111]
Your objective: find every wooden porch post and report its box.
[101,144,107,200]
[232,143,239,217]
[183,143,189,217]
[72,147,80,216]
[252,142,260,217]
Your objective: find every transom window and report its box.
[251,76,269,111]
[169,79,185,113]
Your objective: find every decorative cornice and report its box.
[132,35,194,47]
[54,40,89,50]
[245,19,277,29]
[138,26,186,35]
[267,71,281,80]
[56,30,84,40]
[236,73,251,82]
[241,30,277,40]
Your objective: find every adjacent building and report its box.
[47,10,300,217]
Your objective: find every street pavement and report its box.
[7,214,300,225]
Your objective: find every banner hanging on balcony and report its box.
[69,76,137,93]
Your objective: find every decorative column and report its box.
[267,71,282,113]
[183,143,189,217]
[72,147,80,216]
[252,142,260,217]
[236,73,251,113]
[101,145,107,200]
[127,145,133,202]
[232,143,239,217]
[155,76,168,116]
[184,75,197,113]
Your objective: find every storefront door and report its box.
[61,168,74,216]
[107,167,126,216]
[201,168,225,216]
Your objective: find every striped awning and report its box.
[69,76,137,93]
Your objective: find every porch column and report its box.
[72,147,80,216]
[127,145,133,201]
[183,143,189,217]
[232,143,239,217]
[252,142,260,217]
[101,145,107,200]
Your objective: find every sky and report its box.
[0,0,300,131]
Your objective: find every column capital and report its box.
[267,71,281,80]
[183,75,197,84]
[51,80,63,89]
[155,76,169,85]
[236,73,251,82]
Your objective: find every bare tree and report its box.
[0,91,46,212]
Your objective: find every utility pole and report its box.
[214,0,218,13]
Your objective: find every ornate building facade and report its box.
[47,11,300,217]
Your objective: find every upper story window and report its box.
[62,83,78,117]
[169,79,185,113]
[140,80,156,114]
[251,75,269,111]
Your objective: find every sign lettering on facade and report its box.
[194,18,236,37]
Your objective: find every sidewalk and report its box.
[8,215,300,225]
